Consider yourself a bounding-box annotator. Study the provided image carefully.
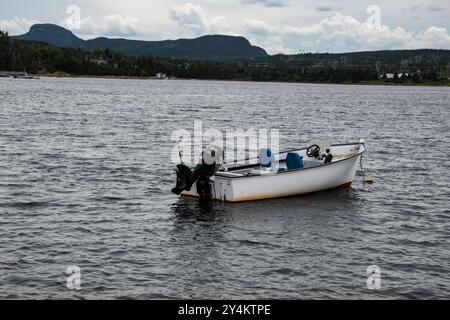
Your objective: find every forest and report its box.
[1,31,448,85]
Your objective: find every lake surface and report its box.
[0,77,449,299]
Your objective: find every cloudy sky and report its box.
[1,0,450,54]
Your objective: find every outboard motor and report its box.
[172,147,222,200]
[195,175,212,199]
[192,151,219,199]
[171,163,194,195]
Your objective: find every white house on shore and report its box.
[89,56,108,65]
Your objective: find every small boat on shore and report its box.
[0,71,39,79]
[172,140,366,202]
[14,75,40,79]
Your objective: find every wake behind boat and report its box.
[172,140,366,202]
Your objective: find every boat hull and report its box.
[181,142,365,202]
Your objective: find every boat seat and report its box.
[258,148,274,168]
[286,152,304,170]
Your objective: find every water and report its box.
[0,77,449,299]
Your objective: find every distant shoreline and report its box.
[32,73,450,87]
[3,30,450,88]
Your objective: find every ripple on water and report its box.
[0,78,449,299]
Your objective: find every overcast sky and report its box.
[1,0,450,54]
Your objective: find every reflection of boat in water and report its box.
[172,140,366,203]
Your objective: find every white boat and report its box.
[175,140,366,203]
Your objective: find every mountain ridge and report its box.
[14,23,268,60]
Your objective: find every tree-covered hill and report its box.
[14,24,268,60]
[269,49,450,76]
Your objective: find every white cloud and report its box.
[244,13,450,51]
[244,18,321,37]
[261,36,297,54]
[244,19,279,35]
[415,26,450,48]
[209,16,231,34]
[170,3,209,34]
[101,15,143,37]
[240,0,289,7]
[169,3,230,36]
[61,14,144,38]
[0,16,38,35]
[244,20,296,54]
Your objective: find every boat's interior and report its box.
[216,142,362,178]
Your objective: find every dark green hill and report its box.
[14,24,268,60]
[86,35,267,59]
[268,49,450,74]
[14,24,87,49]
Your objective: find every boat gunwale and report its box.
[215,142,366,180]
